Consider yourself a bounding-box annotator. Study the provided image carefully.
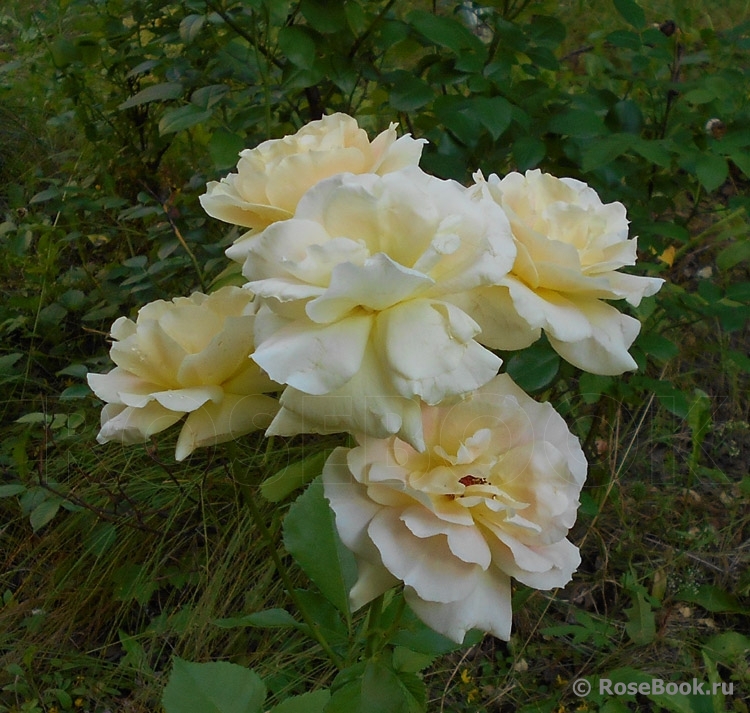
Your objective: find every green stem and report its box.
[229,447,345,668]
[364,594,384,659]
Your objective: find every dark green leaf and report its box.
[159,105,213,135]
[407,10,482,54]
[209,129,245,170]
[472,96,512,140]
[119,82,183,110]
[512,137,546,170]
[283,478,357,618]
[548,109,607,138]
[180,14,205,43]
[271,690,330,713]
[505,341,560,393]
[624,591,656,645]
[695,153,728,192]
[637,333,679,361]
[582,133,635,172]
[717,239,750,271]
[388,72,434,112]
[162,658,266,713]
[677,585,748,614]
[300,0,346,33]
[278,27,316,69]
[30,499,61,532]
[214,609,301,630]
[613,0,646,29]
[0,484,25,498]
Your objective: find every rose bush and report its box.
[322,373,587,644]
[229,166,517,450]
[200,113,425,234]
[87,286,279,461]
[466,170,664,375]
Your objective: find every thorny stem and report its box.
[228,445,345,669]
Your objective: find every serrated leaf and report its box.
[270,689,330,713]
[162,658,266,713]
[613,0,646,29]
[261,450,330,503]
[119,82,183,110]
[283,478,357,618]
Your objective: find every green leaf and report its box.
[119,82,183,110]
[388,72,433,112]
[213,609,301,630]
[0,484,25,498]
[695,153,728,192]
[624,591,656,645]
[582,133,635,172]
[180,14,205,43]
[613,0,646,29]
[60,384,92,399]
[637,333,679,361]
[512,136,546,170]
[472,96,512,140]
[30,499,61,532]
[676,585,748,614]
[209,129,245,170]
[278,27,316,69]
[283,478,357,618]
[261,450,330,503]
[270,690,330,713]
[716,239,750,271]
[159,105,213,135]
[300,0,346,33]
[702,632,750,665]
[162,658,266,713]
[326,660,422,713]
[505,341,560,393]
[407,10,482,54]
[549,109,607,138]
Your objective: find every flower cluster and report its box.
[88,113,663,642]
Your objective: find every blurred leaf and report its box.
[389,72,433,111]
[119,82,183,110]
[0,484,25,498]
[677,585,748,613]
[472,96,512,140]
[716,239,750,271]
[549,109,607,138]
[278,26,316,68]
[512,136,546,170]
[162,658,266,713]
[209,129,245,170]
[582,133,635,172]
[407,10,482,54]
[695,154,728,192]
[180,14,205,43]
[613,0,646,29]
[624,591,656,645]
[214,609,301,630]
[159,105,213,134]
[30,499,61,532]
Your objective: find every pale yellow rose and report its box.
[199,113,426,233]
[231,167,517,451]
[87,287,279,461]
[322,373,586,644]
[466,170,664,375]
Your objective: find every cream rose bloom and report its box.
[87,287,279,461]
[199,113,426,233]
[322,373,586,644]
[229,166,517,451]
[465,170,664,375]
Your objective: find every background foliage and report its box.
[0,0,748,711]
